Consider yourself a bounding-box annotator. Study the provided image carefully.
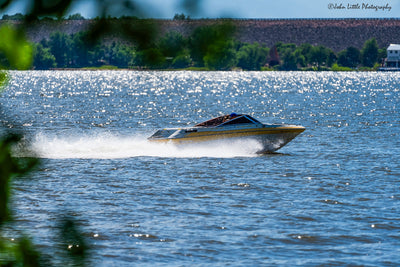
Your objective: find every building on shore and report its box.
[380,44,400,71]
[386,44,400,67]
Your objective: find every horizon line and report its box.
[1,13,400,21]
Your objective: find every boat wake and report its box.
[16,132,263,159]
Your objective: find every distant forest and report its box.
[0,13,388,70]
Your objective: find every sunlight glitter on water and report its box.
[2,71,400,266]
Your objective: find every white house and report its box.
[386,44,400,67]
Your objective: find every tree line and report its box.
[0,15,387,71]
[273,38,385,71]
[31,28,386,71]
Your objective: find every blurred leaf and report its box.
[0,0,12,9]
[180,0,201,15]
[0,235,44,266]
[28,0,73,19]
[59,216,89,265]
[0,25,33,70]
[0,71,8,89]
[0,134,39,225]
[15,236,42,267]
[86,18,157,50]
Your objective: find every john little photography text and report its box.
[328,2,392,11]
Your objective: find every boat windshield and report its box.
[195,114,261,127]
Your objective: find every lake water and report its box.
[1,71,399,266]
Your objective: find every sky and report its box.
[1,0,399,19]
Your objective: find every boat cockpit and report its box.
[195,113,262,128]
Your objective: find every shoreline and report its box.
[43,67,382,72]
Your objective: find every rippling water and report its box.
[1,71,400,266]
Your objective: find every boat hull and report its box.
[149,125,305,153]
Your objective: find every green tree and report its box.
[134,48,166,69]
[158,31,187,59]
[189,23,236,69]
[70,31,91,67]
[297,43,313,66]
[172,52,191,68]
[276,43,298,70]
[1,13,26,20]
[281,51,297,70]
[337,47,360,68]
[326,50,337,67]
[33,43,56,69]
[173,13,188,20]
[361,38,379,67]
[309,45,329,67]
[293,48,306,67]
[91,44,108,66]
[204,40,237,70]
[109,42,135,68]
[236,42,269,70]
[377,47,386,65]
[67,13,85,20]
[49,31,71,68]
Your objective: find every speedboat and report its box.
[148,113,305,153]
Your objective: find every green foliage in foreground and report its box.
[0,26,90,267]
[0,72,8,87]
[0,25,33,70]
[0,134,38,225]
[0,131,90,266]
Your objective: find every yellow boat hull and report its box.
[149,125,305,153]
